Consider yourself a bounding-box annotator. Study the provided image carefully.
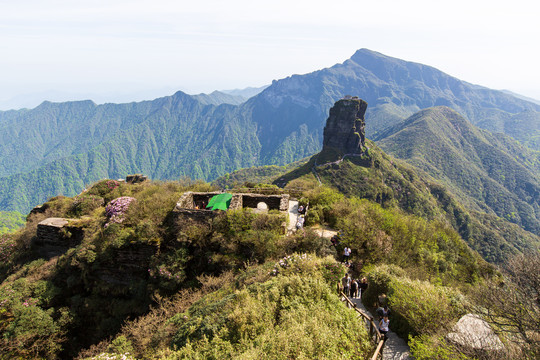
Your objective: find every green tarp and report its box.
[206,193,233,211]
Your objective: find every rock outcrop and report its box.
[322,97,368,155]
[35,217,83,258]
[446,314,504,352]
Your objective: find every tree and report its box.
[471,253,540,358]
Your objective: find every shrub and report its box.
[70,195,105,217]
[362,264,464,339]
[105,197,136,227]
[409,335,470,360]
[0,233,16,263]
[168,259,373,359]
[388,277,464,337]
[86,179,122,197]
[107,335,134,355]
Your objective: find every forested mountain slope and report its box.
[375,106,540,233]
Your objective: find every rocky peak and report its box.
[322,97,368,154]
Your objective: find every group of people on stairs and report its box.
[341,273,368,299]
[341,272,392,341]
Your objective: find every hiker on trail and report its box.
[341,274,351,296]
[297,205,304,214]
[376,304,391,320]
[379,315,390,340]
[343,246,351,262]
[359,277,368,298]
[350,278,358,298]
[330,235,339,247]
[296,215,305,230]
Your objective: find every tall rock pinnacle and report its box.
[322,97,368,154]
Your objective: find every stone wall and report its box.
[35,217,83,259]
[240,193,289,211]
[174,191,290,224]
[95,244,158,285]
[126,174,148,183]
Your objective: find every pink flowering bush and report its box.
[105,197,136,227]
[106,180,120,190]
[320,261,347,283]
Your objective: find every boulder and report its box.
[446,314,504,351]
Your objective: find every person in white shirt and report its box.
[343,246,351,262]
[379,315,390,340]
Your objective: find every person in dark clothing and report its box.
[341,274,351,296]
[359,277,368,298]
[350,278,358,298]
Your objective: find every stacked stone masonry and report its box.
[35,217,83,259]
[174,191,290,223]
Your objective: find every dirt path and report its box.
[350,297,412,360]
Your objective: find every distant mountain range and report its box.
[1,49,539,215]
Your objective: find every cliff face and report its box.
[322,98,368,155]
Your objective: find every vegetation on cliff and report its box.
[0,173,503,359]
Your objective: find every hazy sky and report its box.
[1,0,539,109]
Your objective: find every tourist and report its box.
[350,278,358,298]
[343,246,351,262]
[359,277,368,298]
[376,304,384,320]
[296,215,305,230]
[341,273,350,296]
[379,315,390,340]
[330,235,339,247]
[297,205,304,214]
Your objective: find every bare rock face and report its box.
[322,98,368,154]
[35,217,83,258]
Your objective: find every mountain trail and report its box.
[349,296,413,360]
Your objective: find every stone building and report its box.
[173,191,290,225]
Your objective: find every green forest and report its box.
[0,211,25,235]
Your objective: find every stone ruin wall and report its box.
[174,191,290,224]
[95,244,158,285]
[35,217,84,259]
[240,193,289,211]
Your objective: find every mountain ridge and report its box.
[375,106,540,233]
[1,48,540,214]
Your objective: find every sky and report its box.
[1,0,539,110]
